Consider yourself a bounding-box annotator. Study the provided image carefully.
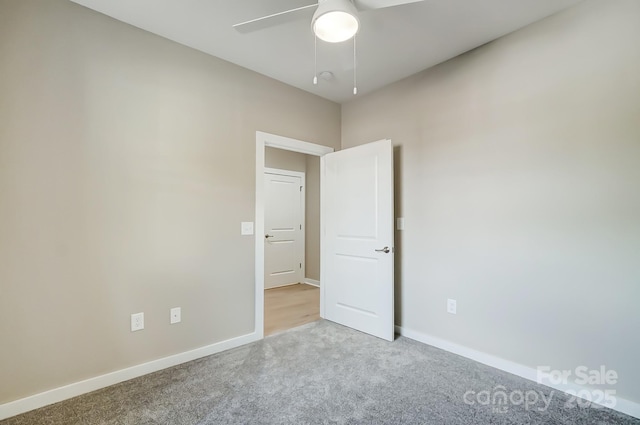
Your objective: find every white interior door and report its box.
[322,139,394,341]
[264,171,304,289]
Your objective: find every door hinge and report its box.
[300,186,303,192]
[300,224,302,230]
[299,263,302,269]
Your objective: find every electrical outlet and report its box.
[170,307,181,324]
[447,299,457,315]
[131,312,144,331]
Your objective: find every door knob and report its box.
[375,246,390,253]
[265,234,274,239]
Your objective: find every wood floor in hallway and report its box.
[264,283,320,336]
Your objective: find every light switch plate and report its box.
[241,222,254,235]
[397,217,405,231]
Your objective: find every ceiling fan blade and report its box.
[353,0,424,11]
[233,4,318,34]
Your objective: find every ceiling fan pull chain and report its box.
[353,35,358,95]
[313,35,318,85]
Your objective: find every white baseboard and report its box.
[303,278,320,287]
[0,331,259,421]
[395,325,639,420]
[265,282,299,290]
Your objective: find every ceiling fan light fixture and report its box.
[312,0,359,43]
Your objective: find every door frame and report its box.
[255,131,334,339]
[264,168,306,289]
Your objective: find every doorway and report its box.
[255,132,334,339]
[263,165,318,336]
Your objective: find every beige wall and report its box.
[0,0,340,403]
[342,0,640,404]
[265,147,307,173]
[264,147,321,282]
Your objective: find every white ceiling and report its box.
[70,0,582,104]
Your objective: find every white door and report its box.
[264,171,305,289]
[322,139,394,341]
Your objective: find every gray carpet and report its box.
[2,320,638,425]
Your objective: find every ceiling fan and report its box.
[233,0,424,94]
[233,0,425,42]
